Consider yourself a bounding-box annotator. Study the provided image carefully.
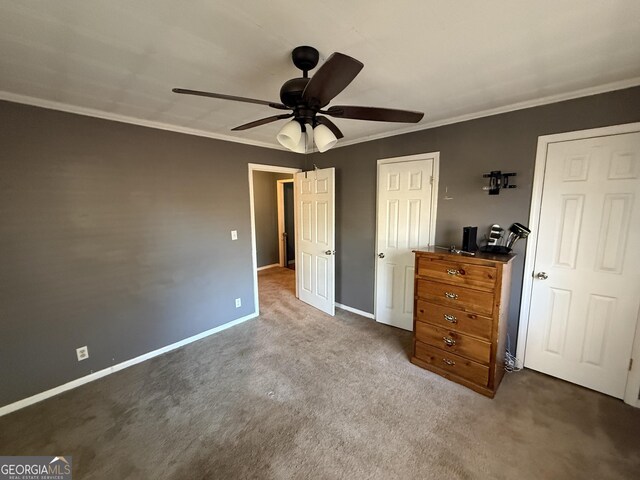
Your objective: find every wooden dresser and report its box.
[411,248,515,397]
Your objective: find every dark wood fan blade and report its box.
[231,114,293,131]
[315,116,344,139]
[172,88,289,110]
[302,53,364,108]
[325,105,424,123]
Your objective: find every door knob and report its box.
[536,272,548,280]
[378,253,385,258]
[325,250,335,255]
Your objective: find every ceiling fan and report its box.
[172,46,424,153]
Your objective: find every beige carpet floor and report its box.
[1,267,639,479]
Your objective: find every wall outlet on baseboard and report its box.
[235,298,241,308]
[76,346,89,361]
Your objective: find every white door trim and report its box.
[515,122,640,407]
[248,164,301,315]
[374,152,440,321]
[277,179,295,267]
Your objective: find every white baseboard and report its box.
[257,263,280,271]
[335,302,375,319]
[0,312,258,417]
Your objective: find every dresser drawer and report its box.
[414,341,489,387]
[415,300,492,341]
[415,322,491,364]
[416,279,494,316]
[417,257,496,290]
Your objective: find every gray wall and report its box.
[253,171,293,267]
[3,86,640,407]
[305,86,640,347]
[0,101,301,407]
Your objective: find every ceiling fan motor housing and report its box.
[280,46,321,108]
[280,77,310,107]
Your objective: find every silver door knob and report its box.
[536,272,548,280]
[378,253,385,258]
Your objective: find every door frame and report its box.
[374,152,440,321]
[248,164,301,315]
[277,178,295,267]
[515,122,640,407]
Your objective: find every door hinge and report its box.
[430,176,434,185]
[630,358,634,371]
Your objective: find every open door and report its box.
[294,167,335,315]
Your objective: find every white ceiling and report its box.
[1,1,639,150]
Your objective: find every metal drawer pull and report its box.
[444,292,458,299]
[443,314,458,323]
[442,358,456,366]
[446,268,460,276]
[443,336,456,346]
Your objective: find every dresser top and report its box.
[413,247,516,265]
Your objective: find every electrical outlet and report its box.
[235,298,241,308]
[231,230,238,240]
[76,346,89,361]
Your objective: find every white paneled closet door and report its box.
[375,158,435,330]
[525,132,640,398]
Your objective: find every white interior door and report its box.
[375,158,435,330]
[295,168,335,316]
[525,132,640,398]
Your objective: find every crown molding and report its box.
[331,76,640,150]
[0,91,288,152]
[2,76,640,154]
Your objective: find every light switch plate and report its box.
[231,230,238,240]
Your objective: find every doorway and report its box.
[253,170,294,271]
[277,179,295,270]
[516,123,640,407]
[249,164,301,314]
[249,164,337,317]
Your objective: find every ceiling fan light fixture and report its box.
[313,124,338,153]
[277,120,302,150]
[291,128,308,154]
